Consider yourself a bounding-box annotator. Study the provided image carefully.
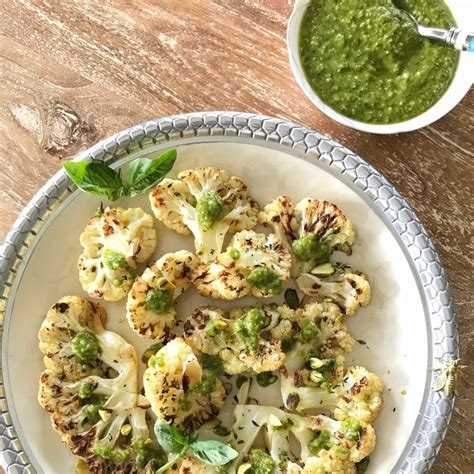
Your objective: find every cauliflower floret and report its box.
[307,415,376,464]
[281,364,383,425]
[143,338,226,432]
[259,196,355,277]
[38,296,163,472]
[296,355,346,390]
[301,302,356,357]
[149,167,259,263]
[78,206,156,301]
[38,296,107,381]
[297,264,371,316]
[192,230,292,300]
[258,195,296,244]
[183,306,285,375]
[275,302,368,415]
[272,301,355,371]
[334,367,384,424]
[39,296,138,397]
[303,451,357,474]
[269,304,298,341]
[294,198,355,255]
[126,251,199,340]
[228,405,374,473]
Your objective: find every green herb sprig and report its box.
[64,149,177,201]
[154,420,237,473]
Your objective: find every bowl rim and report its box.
[287,0,474,134]
[0,111,458,473]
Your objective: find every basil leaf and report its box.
[127,149,177,196]
[190,440,238,466]
[154,420,188,453]
[64,162,124,201]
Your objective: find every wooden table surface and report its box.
[1,1,472,472]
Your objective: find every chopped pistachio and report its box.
[120,424,132,436]
[309,357,324,369]
[310,371,325,384]
[98,409,112,422]
[310,262,335,276]
[237,463,252,474]
[214,319,228,330]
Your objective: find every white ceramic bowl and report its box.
[287,0,474,134]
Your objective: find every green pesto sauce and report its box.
[83,394,107,423]
[192,376,216,395]
[247,267,284,295]
[145,289,174,314]
[103,248,127,270]
[202,354,224,375]
[341,417,361,441]
[148,352,165,369]
[228,247,240,260]
[91,444,130,463]
[292,233,330,264]
[248,449,276,474]
[295,321,320,343]
[235,308,267,353]
[131,438,166,469]
[299,0,459,124]
[78,382,96,399]
[308,430,332,455]
[196,191,225,231]
[71,331,101,363]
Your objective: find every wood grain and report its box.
[0,1,472,472]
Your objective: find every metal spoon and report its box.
[396,7,474,52]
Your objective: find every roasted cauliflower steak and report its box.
[78,206,156,301]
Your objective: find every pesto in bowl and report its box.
[299,0,460,125]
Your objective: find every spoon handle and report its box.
[446,28,474,52]
[466,35,474,52]
[418,26,473,52]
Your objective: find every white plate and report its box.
[0,112,457,473]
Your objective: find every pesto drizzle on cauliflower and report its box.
[149,167,260,263]
[183,305,286,375]
[192,230,292,300]
[126,251,199,340]
[258,196,356,276]
[259,196,372,315]
[78,206,156,301]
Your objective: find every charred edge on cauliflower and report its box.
[282,365,384,425]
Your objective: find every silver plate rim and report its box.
[0,111,458,473]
